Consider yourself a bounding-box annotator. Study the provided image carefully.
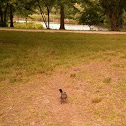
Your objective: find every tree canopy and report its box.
[99,0,126,31]
[0,0,126,31]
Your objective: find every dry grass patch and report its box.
[1,31,126,126]
[102,77,112,83]
[92,97,103,104]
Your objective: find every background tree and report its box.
[79,4,104,30]
[122,12,126,29]
[9,3,14,27]
[0,0,35,27]
[0,0,9,27]
[8,0,17,27]
[57,0,77,29]
[36,0,48,28]
[42,0,56,29]
[15,0,35,23]
[99,0,126,31]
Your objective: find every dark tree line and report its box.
[0,0,126,31]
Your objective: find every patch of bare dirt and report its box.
[0,56,126,126]
[1,28,126,34]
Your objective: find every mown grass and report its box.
[1,31,126,126]
[0,31,126,83]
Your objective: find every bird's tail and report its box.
[59,89,63,93]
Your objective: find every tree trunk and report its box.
[47,7,50,29]
[60,5,65,30]
[111,22,120,31]
[18,15,19,22]
[37,2,48,29]
[103,0,123,31]
[109,13,122,31]
[25,17,27,24]
[3,3,9,27]
[0,5,4,27]
[10,4,14,27]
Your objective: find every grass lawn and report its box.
[0,31,126,126]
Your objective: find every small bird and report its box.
[59,89,67,103]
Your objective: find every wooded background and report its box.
[0,0,126,31]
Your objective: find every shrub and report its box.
[14,22,44,29]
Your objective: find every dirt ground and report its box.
[0,29,126,126]
[0,53,126,126]
[0,28,126,34]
